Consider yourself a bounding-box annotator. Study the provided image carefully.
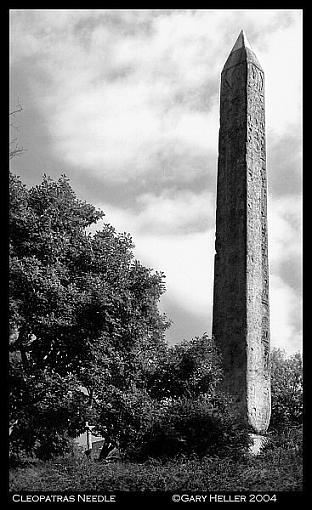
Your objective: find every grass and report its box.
[9,447,302,492]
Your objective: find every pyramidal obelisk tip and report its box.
[223,29,262,79]
[231,29,252,53]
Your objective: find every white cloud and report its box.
[93,189,302,353]
[168,105,219,154]
[10,9,302,353]
[259,13,302,138]
[268,194,302,270]
[135,232,215,319]
[92,189,215,236]
[267,194,302,353]
[270,274,302,354]
[136,190,216,234]
[91,195,215,319]
[10,9,302,183]
[50,82,163,176]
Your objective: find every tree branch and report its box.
[9,105,23,116]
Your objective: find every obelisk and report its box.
[212,30,270,437]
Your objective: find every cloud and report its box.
[268,134,302,197]
[268,194,302,291]
[95,199,303,354]
[268,194,302,352]
[270,275,302,354]
[10,9,302,187]
[91,187,302,353]
[258,13,302,138]
[10,9,302,353]
[90,196,215,320]
[160,297,212,344]
[91,187,216,236]
[135,232,215,319]
[135,190,216,235]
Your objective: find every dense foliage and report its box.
[269,348,303,431]
[9,444,302,492]
[9,172,303,466]
[9,172,169,459]
[127,394,249,461]
[115,335,250,460]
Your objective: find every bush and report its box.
[263,425,303,455]
[270,348,303,431]
[9,434,78,467]
[126,393,250,461]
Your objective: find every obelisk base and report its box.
[248,433,269,455]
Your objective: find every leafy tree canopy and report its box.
[9,172,170,458]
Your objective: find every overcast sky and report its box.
[9,9,302,354]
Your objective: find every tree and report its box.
[97,333,250,461]
[89,334,223,455]
[127,393,250,461]
[9,172,170,459]
[10,104,25,160]
[270,348,303,431]
[139,334,223,400]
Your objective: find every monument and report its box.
[212,31,271,440]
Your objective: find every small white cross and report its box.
[85,421,95,432]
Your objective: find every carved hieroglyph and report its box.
[212,31,270,434]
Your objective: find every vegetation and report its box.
[9,171,303,492]
[9,104,25,160]
[9,172,169,461]
[270,348,303,431]
[9,443,302,492]
[125,393,250,461]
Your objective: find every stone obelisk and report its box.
[212,30,270,436]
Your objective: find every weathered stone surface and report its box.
[212,31,271,435]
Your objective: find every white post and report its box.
[85,421,95,454]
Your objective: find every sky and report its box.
[9,9,302,354]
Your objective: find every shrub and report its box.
[126,393,250,461]
[263,425,303,455]
[270,348,303,431]
[9,434,78,467]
